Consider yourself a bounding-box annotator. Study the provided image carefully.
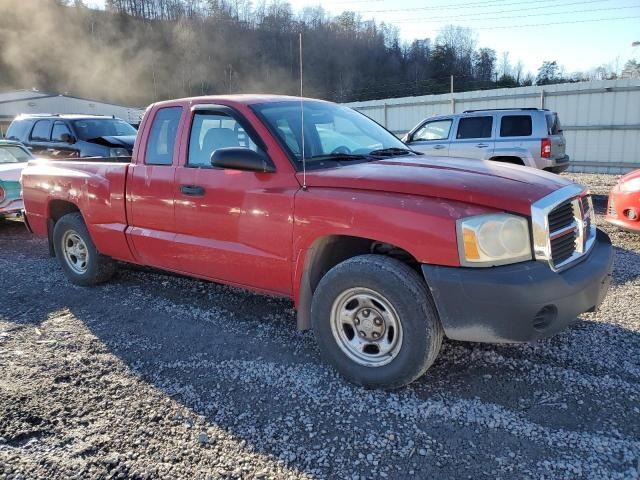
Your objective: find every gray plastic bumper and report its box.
[421,229,613,343]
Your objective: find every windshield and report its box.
[0,145,33,164]
[252,101,411,169]
[71,119,137,141]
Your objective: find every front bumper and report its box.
[606,187,639,233]
[421,229,613,343]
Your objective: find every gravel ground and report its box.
[1,172,639,480]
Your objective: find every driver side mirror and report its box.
[61,133,75,144]
[211,147,275,173]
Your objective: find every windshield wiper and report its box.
[305,153,369,161]
[368,147,417,157]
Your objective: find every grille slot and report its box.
[548,200,574,231]
[550,230,577,264]
[547,200,578,267]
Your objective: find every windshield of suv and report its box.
[71,119,137,141]
[0,145,33,164]
[252,101,413,169]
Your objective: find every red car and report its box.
[606,169,640,232]
[21,95,613,388]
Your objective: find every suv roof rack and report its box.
[17,113,112,118]
[462,108,549,113]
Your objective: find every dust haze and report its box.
[0,0,300,107]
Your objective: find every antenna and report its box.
[299,32,306,190]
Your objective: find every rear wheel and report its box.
[311,255,443,389]
[52,212,116,286]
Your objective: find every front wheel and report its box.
[311,255,443,389]
[52,212,116,286]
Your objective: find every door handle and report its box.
[433,145,446,150]
[180,185,205,196]
[475,143,489,148]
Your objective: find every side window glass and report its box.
[188,112,258,167]
[30,120,52,141]
[500,115,532,137]
[145,107,183,165]
[456,117,493,139]
[51,122,72,142]
[6,120,32,141]
[413,119,452,141]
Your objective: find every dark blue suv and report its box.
[5,114,137,159]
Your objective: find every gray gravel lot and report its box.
[1,172,639,479]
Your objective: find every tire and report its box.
[311,255,443,389]
[52,212,116,286]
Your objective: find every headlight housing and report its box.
[457,213,532,267]
[620,177,640,192]
[109,147,130,157]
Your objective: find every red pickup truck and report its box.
[21,95,613,388]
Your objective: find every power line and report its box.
[356,0,604,14]
[473,13,640,30]
[377,0,606,21]
[390,3,640,24]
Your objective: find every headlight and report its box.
[620,177,640,192]
[109,147,130,157]
[457,214,532,267]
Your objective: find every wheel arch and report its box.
[489,155,526,166]
[47,200,81,257]
[295,234,419,330]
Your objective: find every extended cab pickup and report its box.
[21,95,614,388]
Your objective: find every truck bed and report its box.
[21,158,133,261]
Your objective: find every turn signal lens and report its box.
[462,228,480,260]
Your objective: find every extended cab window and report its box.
[500,115,532,137]
[51,122,72,142]
[188,112,258,167]
[30,120,52,141]
[145,107,182,165]
[456,117,493,139]
[413,119,452,141]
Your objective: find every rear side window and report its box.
[51,121,72,142]
[500,115,532,137]
[413,119,452,141]
[30,120,52,141]
[188,112,258,167]
[456,117,493,139]
[545,113,562,135]
[145,107,183,165]
[6,119,32,141]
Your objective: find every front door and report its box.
[405,118,453,157]
[172,106,296,295]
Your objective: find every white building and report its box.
[0,89,146,136]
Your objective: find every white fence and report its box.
[345,78,640,173]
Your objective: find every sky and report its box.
[84,0,640,75]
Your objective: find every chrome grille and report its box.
[531,185,597,272]
[547,200,579,267]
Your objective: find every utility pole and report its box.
[450,75,455,114]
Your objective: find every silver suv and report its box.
[402,108,569,173]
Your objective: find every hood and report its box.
[87,135,136,151]
[0,162,27,182]
[297,156,576,215]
